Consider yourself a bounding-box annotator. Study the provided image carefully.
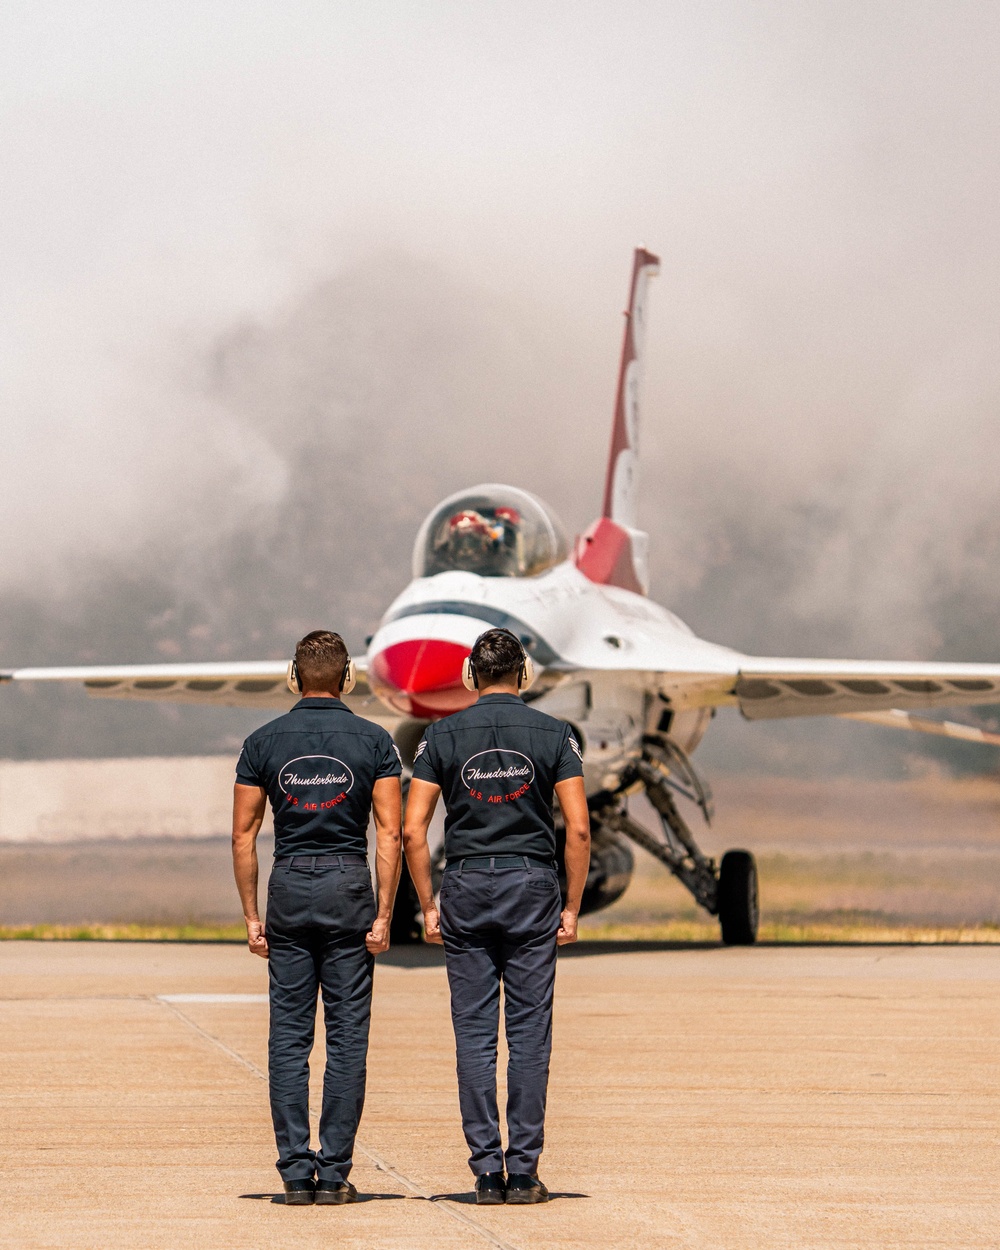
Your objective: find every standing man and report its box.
[403,628,591,1205]
[232,630,402,1206]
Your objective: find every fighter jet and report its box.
[7,248,1000,944]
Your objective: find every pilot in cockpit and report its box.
[440,505,524,576]
[417,485,566,580]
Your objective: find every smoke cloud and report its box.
[1,1,999,774]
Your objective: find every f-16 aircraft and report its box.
[7,248,1000,944]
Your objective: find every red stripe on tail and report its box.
[575,247,659,596]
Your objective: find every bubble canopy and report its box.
[413,484,569,579]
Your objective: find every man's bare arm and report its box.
[402,777,442,943]
[366,775,403,955]
[232,782,269,958]
[554,775,590,946]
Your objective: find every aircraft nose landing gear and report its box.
[595,740,759,945]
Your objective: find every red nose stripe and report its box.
[369,639,477,718]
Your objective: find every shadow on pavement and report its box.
[430,1191,589,1203]
[560,939,720,957]
[241,1188,588,1205]
[561,939,989,954]
[754,939,1000,948]
[381,938,988,963]
[380,944,446,968]
[239,1192,406,1203]
[380,939,723,966]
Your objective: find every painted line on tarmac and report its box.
[354,1140,524,1250]
[157,996,269,1076]
[158,993,268,1003]
[156,996,524,1250]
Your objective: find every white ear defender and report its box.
[286,654,356,695]
[286,659,301,694]
[461,655,478,692]
[461,632,535,693]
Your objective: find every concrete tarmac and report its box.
[0,941,997,1249]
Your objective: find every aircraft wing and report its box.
[546,615,1000,720]
[732,657,1000,720]
[0,658,399,729]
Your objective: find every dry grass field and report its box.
[2,773,999,940]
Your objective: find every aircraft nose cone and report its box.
[369,638,477,718]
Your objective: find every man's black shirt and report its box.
[411,693,584,862]
[236,698,401,858]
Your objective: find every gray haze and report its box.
[1,1,999,775]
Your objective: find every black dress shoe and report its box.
[282,1178,316,1205]
[315,1180,358,1205]
[505,1174,549,1204]
[475,1172,506,1205]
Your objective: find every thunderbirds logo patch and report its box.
[461,749,535,804]
[278,754,354,811]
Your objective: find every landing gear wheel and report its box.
[718,849,759,946]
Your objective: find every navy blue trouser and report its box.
[438,860,562,1177]
[265,857,376,1184]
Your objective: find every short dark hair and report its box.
[470,628,524,684]
[295,630,349,691]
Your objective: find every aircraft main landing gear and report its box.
[595,739,759,945]
[389,855,425,945]
[718,849,759,945]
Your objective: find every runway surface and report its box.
[0,940,997,1249]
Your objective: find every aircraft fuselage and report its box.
[366,558,738,792]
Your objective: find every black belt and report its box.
[447,855,557,871]
[276,854,368,868]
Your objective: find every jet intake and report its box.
[368,637,476,719]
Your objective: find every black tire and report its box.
[718,849,759,945]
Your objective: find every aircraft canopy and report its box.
[413,484,568,579]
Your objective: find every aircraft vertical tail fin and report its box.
[574,247,660,595]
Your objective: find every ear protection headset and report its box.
[460,655,477,691]
[286,655,356,696]
[461,629,535,693]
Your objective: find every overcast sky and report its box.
[2,1,999,767]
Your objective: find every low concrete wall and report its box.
[0,756,273,843]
